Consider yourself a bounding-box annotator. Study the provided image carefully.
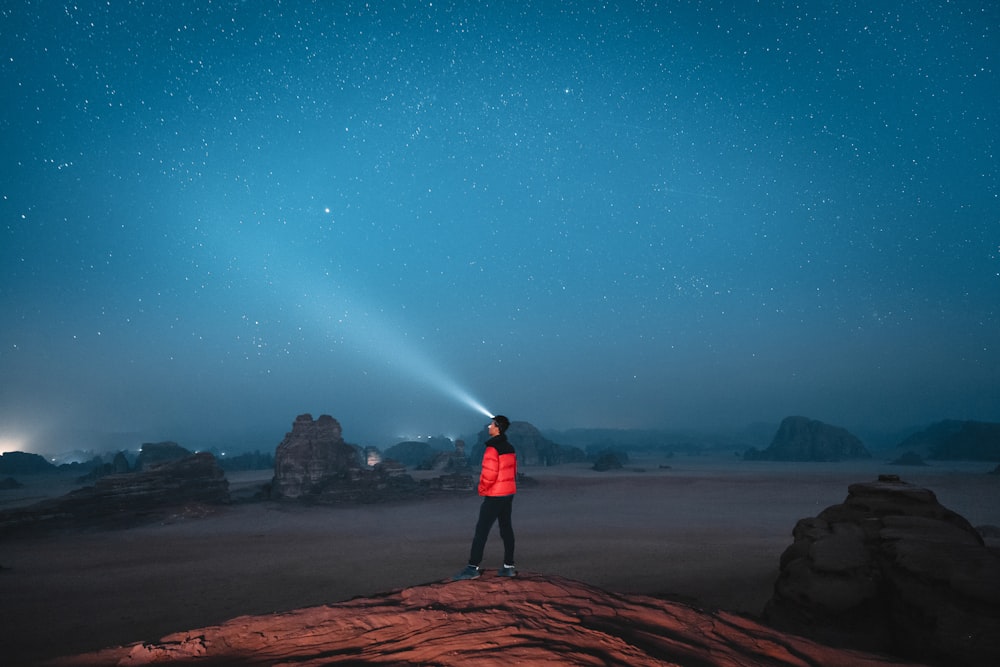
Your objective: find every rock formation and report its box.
[896,420,1000,461]
[592,450,625,471]
[0,450,55,474]
[471,420,586,466]
[48,573,923,667]
[0,453,230,534]
[383,440,436,467]
[764,475,1000,666]
[0,476,23,489]
[270,414,361,500]
[744,416,871,461]
[134,441,193,471]
[270,414,430,503]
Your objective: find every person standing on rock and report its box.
[453,415,517,580]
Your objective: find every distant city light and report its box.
[0,437,27,455]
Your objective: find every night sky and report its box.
[2,1,998,455]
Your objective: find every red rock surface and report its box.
[48,573,924,667]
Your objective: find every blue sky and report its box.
[2,1,998,454]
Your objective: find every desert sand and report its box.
[1,455,998,664]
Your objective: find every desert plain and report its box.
[1,455,998,665]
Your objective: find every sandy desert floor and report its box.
[1,455,998,664]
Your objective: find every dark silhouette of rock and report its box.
[897,420,1000,461]
[471,421,586,466]
[134,441,193,471]
[592,450,625,471]
[991,464,1000,476]
[0,476,23,490]
[0,451,55,475]
[383,440,435,467]
[764,475,1000,666]
[0,453,230,534]
[49,573,923,667]
[111,451,130,473]
[744,416,871,461]
[216,450,274,472]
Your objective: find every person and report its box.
[452,414,517,580]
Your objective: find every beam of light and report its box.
[346,316,495,419]
[199,216,495,422]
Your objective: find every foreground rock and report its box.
[48,573,921,667]
[764,475,1000,666]
[745,415,871,461]
[0,453,229,534]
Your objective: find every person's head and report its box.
[490,415,510,434]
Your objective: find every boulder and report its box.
[745,416,871,461]
[764,475,1000,666]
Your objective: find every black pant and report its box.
[468,495,515,567]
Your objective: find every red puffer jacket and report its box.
[478,436,517,496]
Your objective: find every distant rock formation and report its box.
[50,573,922,667]
[383,440,436,468]
[896,420,1000,461]
[0,453,230,534]
[270,414,361,500]
[421,439,472,472]
[764,475,1000,666]
[0,476,23,489]
[134,441,193,471]
[0,451,55,475]
[270,414,432,503]
[471,421,586,466]
[744,416,871,461]
[591,450,625,471]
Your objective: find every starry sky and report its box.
[2,1,998,455]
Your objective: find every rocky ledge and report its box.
[48,573,921,667]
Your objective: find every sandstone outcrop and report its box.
[0,453,229,534]
[270,414,429,503]
[764,475,1000,666]
[49,573,923,667]
[134,441,193,471]
[745,415,871,461]
[270,414,361,500]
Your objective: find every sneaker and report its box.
[452,564,480,581]
[498,564,517,578]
